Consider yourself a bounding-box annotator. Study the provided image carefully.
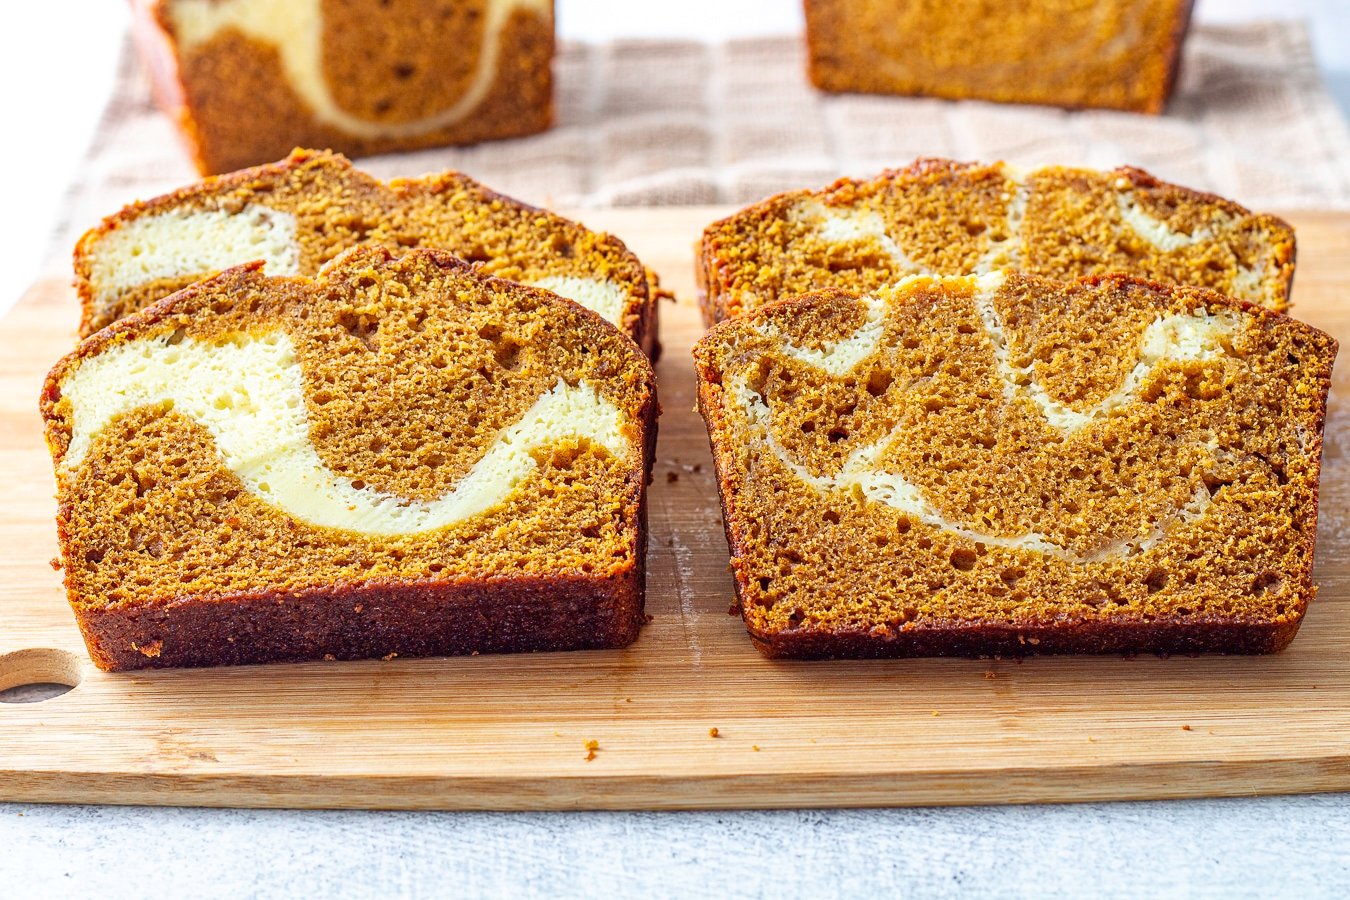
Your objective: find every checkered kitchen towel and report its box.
[48,20,1350,265]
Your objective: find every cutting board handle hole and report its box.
[0,648,83,704]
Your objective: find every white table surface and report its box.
[4,2,1350,896]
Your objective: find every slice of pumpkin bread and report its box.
[43,246,657,670]
[693,271,1335,658]
[131,0,555,175]
[698,159,1296,325]
[74,149,661,356]
[803,0,1193,114]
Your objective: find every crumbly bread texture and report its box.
[130,0,554,174]
[693,271,1335,658]
[43,246,657,671]
[804,0,1193,113]
[74,149,660,356]
[698,160,1295,326]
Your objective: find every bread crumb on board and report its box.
[584,739,599,762]
[709,727,720,738]
[132,640,163,659]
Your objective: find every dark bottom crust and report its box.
[77,572,644,671]
[746,617,1303,660]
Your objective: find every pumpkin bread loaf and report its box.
[804,0,1194,114]
[75,149,661,356]
[43,246,657,671]
[694,271,1335,658]
[699,160,1295,326]
[130,0,555,174]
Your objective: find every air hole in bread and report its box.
[338,309,379,350]
[1251,573,1282,596]
[949,548,978,571]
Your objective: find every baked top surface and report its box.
[74,149,650,344]
[700,159,1295,323]
[45,246,656,612]
[694,271,1335,645]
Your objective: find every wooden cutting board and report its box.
[3,206,1350,810]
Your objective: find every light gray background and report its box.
[4,2,1350,896]
[3,796,1349,897]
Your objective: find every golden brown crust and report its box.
[133,0,554,174]
[803,0,1195,114]
[73,149,658,355]
[698,159,1296,326]
[45,247,658,671]
[694,272,1335,658]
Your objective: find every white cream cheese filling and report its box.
[735,368,1216,563]
[792,199,928,273]
[168,0,551,139]
[974,165,1029,274]
[61,330,632,536]
[790,164,1274,307]
[89,205,301,307]
[92,206,631,328]
[763,273,1240,435]
[1115,192,1223,252]
[526,275,629,325]
[731,274,1241,561]
[754,293,889,376]
[1114,191,1270,304]
[971,276,1242,433]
